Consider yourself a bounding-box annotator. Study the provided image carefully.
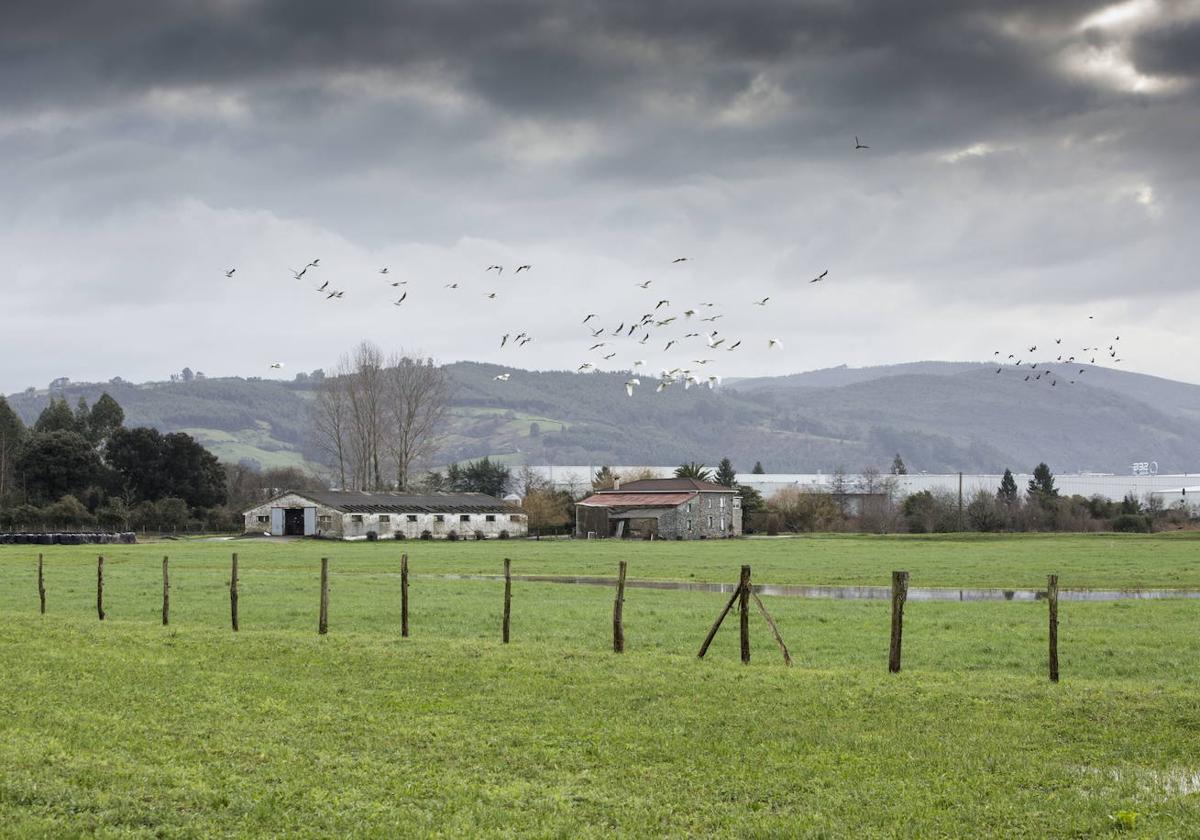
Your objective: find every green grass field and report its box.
[2,535,1199,836]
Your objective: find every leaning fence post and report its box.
[888,570,908,673]
[37,553,46,614]
[698,582,742,659]
[613,560,627,653]
[319,557,330,635]
[502,558,512,643]
[1048,573,1059,683]
[97,555,105,621]
[162,556,170,626]
[230,553,239,632]
[400,553,409,638]
[738,565,751,664]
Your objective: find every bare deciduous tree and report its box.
[311,343,449,491]
[345,342,387,489]
[312,367,351,489]
[384,353,449,490]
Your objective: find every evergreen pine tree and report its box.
[592,466,619,490]
[34,398,78,434]
[751,461,765,474]
[890,454,907,475]
[715,457,736,487]
[73,397,91,439]
[1027,463,1058,503]
[997,468,1018,504]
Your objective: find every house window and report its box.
[378,515,391,523]
[407,515,418,523]
[485,515,496,523]
[720,497,726,509]
[510,514,523,522]
[318,515,333,528]
[687,519,693,531]
[256,515,269,524]
[460,514,471,523]
[707,516,713,528]
[434,515,445,523]
[351,515,363,523]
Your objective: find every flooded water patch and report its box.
[428,573,1200,602]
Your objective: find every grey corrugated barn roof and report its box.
[275,490,514,514]
[600,478,733,493]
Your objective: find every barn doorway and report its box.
[283,508,305,536]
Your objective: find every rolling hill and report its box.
[7,360,1198,477]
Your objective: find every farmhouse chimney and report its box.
[613,477,620,490]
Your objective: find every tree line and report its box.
[0,393,229,531]
[756,462,1195,535]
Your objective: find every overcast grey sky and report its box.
[2,0,1198,392]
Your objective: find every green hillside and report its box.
[7,359,1199,476]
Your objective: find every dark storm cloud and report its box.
[1132,18,1200,78]
[1,0,1199,390]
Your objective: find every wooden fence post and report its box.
[162,557,170,626]
[738,565,751,664]
[698,584,742,659]
[400,553,409,638]
[502,558,512,643]
[751,591,793,666]
[888,570,908,673]
[319,557,330,635]
[613,561,627,653]
[1048,573,1059,683]
[230,553,239,632]
[37,553,46,614]
[97,555,105,621]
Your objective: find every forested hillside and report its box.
[8,359,1199,477]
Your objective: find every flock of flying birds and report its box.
[990,324,1126,387]
[224,134,1129,396]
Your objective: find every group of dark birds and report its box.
[991,326,1126,386]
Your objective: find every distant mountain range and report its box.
[7,360,1198,477]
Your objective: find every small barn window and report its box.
[256,515,269,524]
[460,514,471,523]
[434,515,445,523]
[407,515,418,523]
[485,514,496,523]
[510,514,523,522]
[318,515,333,528]
[378,515,391,523]
[351,515,363,523]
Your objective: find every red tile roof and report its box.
[576,492,698,508]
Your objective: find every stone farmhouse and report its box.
[243,490,527,540]
[575,478,742,539]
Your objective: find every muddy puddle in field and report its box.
[427,574,1200,602]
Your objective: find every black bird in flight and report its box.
[811,270,829,283]
[855,136,869,150]
[225,268,236,278]
[672,257,688,263]
[307,259,320,268]
[656,299,670,309]
[515,265,531,274]
[583,314,596,323]
[316,280,329,292]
